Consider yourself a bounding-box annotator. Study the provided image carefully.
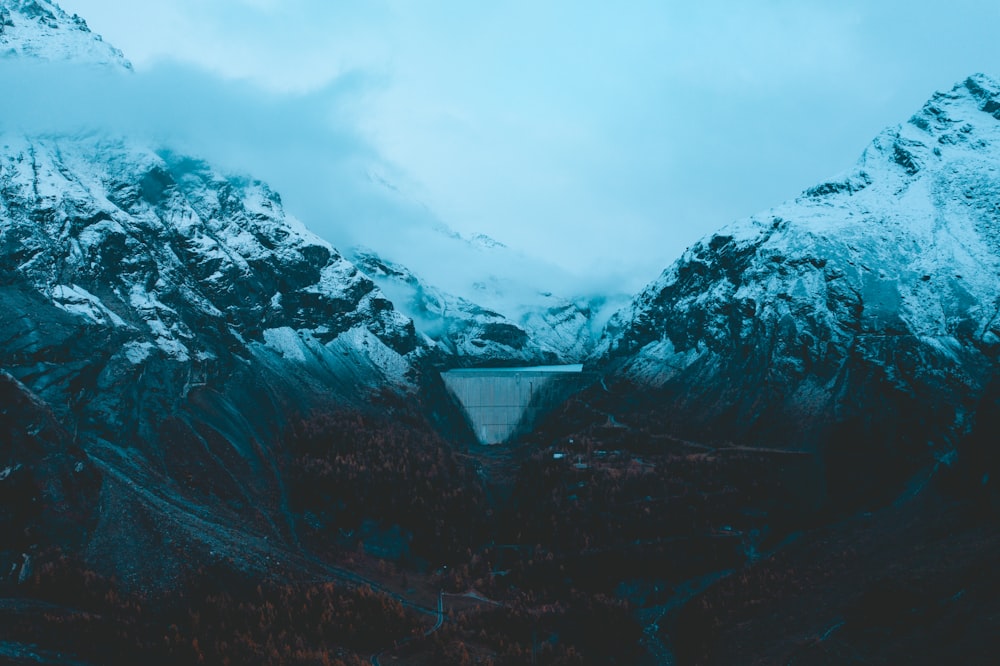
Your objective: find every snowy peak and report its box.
[0,0,423,427]
[911,74,1000,139]
[0,0,131,68]
[598,74,1000,450]
[467,232,507,250]
[797,74,1000,206]
[867,73,1000,174]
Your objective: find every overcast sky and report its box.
[57,0,1000,293]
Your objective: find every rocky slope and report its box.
[597,74,1000,499]
[0,0,424,587]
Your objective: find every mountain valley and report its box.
[1,2,999,664]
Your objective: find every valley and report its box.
[1,1,999,664]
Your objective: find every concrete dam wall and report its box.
[441,365,595,445]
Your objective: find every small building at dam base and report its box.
[441,365,596,445]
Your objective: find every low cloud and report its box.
[1,57,398,241]
[0,56,631,315]
[34,0,1000,308]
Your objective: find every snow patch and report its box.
[333,325,411,386]
[0,464,22,481]
[51,283,126,327]
[262,327,309,363]
[122,340,155,364]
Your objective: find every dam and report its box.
[441,365,595,445]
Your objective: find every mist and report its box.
[31,0,1000,314]
[1,57,401,245]
[2,55,638,317]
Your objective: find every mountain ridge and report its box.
[594,74,1000,506]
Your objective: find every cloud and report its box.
[0,56,409,249]
[60,0,898,290]
[62,0,394,93]
[22,0,1000,303]
[0,55,628,317]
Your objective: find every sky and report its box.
[43,0,1000,295]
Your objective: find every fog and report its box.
[0,57,402,243]
[2,56,621,314]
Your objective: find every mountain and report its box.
[352,245,594,365]
[347,170,625,366]
[0,0,130,68]
[0,135,422,419]
[0,0,425,587]
[596,74,1000,502]
[3,3,1000,663]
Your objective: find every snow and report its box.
[0,0,132,69]
[123,284,191,361]
[260,319,416,388]
[311,257,364,299]
[334,325,411,386]
[128,284,176,316]
[121,340,154,365]
[152,336,190,362]
[622,338,706,385]
[50,283,126,327]
[262,327,309,363]
[601,74,1000,391]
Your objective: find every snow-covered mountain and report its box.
[2,135,421,390]
[0,0,130,68]
[352,244,595,365]
[598,75,1000,461]
[0,0,425,585]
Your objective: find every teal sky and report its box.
[59,0,1000,290]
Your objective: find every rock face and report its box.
[353,248,594,366]
[0,0,423,587]
[598,75,1000,491]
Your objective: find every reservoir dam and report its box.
[441,365,596,445]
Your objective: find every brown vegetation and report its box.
[286,405,490,562]
[2,550,418,665]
